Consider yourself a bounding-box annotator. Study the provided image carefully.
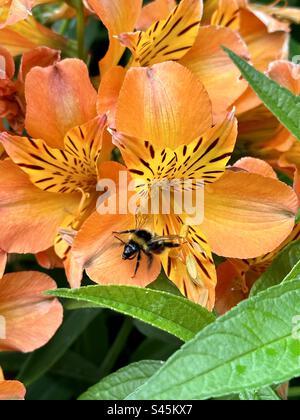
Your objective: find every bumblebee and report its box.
[113,229,183,277]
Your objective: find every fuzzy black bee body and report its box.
[114,229,181,277]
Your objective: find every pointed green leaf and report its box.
[251,240,300,296]
[48,285,216,342]
[127,280,300,400]
[79,360,163,400]
[225,47,300,140]
[239,387,280,401]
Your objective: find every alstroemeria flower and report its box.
[0,59,117,286]
[0,367,25,400]
[0,46,60,132]
[204,0,289,72]
[215,157,300,315]
[0,5,74,56]
[70,63,297,309]
[90,0,249,118]
[0,271,63,352]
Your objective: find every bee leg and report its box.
[114,235,126,245]
[147,253,154,271]
[132,250,142,278]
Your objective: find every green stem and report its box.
[59,19,71,36]
[75,0,86,60]
[288,387,300,398]
[99,318,133,378]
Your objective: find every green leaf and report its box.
[148,272,182,296]
[283,260,300,284]
[127,280,300,400]
[18,309,99,386]
[251,240,300,296]
[48,285,216,342]
[239,387,280,401]
[225,47,300,140]
[79,360,163,400]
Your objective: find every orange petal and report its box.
[97,66,126,128]
[88,0,143,75]
[0,12,69,57]
[202,170,298,258]
[136,0,176,30]
[251,3,300,28]
[36,248,63,270]
[235,85,262,115]
[18,46,61,82]
[101,129,115,162]
[267,60,300,95]
[0,371,26,400]
[176,112,237,182]
[180,25,249,117]
[210,0,240,30]
[160,222,216,309]
[233,157,277,179]
[0,46,15,78]
[279,143,300,193]
[71,211,161,287]
[0,250,7,278]
[293,168,300,204]
[202,0,219,24]
[239,8,289,71]
[119,0,202,67]
[280,141,300,168]
[215,260,248,315]
[113,111,236,187]
[0,0,34,28]
[116,61,212,149]
[0,271,63,352]
[1,115,106,193]
[0,159,79,254]
[245,224,300,274]
[237,103,284,155]
[25,59,97,148]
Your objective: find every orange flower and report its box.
[215,157,300,315]
[0,5,74,56]
[0,46,60,132]
[0,271,63,352]
[91,0,249,118]
[0,59,117,286]
[0,367,25,400]
[88,0,144,75]
[204,0,290,71]
[69,63,297,309]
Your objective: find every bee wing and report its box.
[84,235,123,269]
[148,235,186,245]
